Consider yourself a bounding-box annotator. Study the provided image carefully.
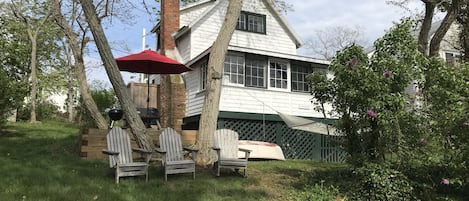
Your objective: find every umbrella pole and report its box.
[147,74,150,115]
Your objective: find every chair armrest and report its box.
[183,147,198,161]
[239,148,252,153]
[132,148,153,155]
[239,148,251,160]
[183,147,199,152]
[155,147,166,154]
[132,148,152,163]
[211,147,221,161]
[102,149,119,155]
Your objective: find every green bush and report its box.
[17,102,61,121]
[0,68,27,126]
[349,163,415,201]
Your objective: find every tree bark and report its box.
[29,32,38,123]
[429,0,460,57]
[79,0,154,150]
[196,0,243,166]
[52,0,108,128]
[64,44,75,122]
[462,20,469,61]
[418,0,437,56]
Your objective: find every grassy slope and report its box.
[0,121,347,201]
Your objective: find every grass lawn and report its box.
[0,121,347,201]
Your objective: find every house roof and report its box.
[185,45,330,67]
[171,0,304,48]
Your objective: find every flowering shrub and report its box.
[307,19,468,199]
[307,19,425,165]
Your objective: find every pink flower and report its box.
[367,109,377,119]
[348,57,357,68]
[383,70,392,78]
[442,178,449,185]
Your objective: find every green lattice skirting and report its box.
[184,111,347,162]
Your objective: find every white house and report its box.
[153,0,343,161]
[367,20,462,63]
[431,21,462,64]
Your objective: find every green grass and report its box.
[0,121,347,201]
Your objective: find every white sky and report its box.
[86,0,425,87]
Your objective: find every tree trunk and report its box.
[418,1,436,56]
[79,0,154,151]
[462,20,469,62]
[64,45,75,122]
[52,0,108,128]
[429,0,460,57]
[29,33,38,123]
[196,0,243,166]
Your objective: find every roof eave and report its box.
[264,1,303,48]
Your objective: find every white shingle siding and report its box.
[177,34,191,62]
[184,64,205,117]
[219,86,327,118]
[182,0,297,62]
[439,23,460,52]
[231,0,297,54]
[180,1,214,26]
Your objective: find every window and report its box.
[200,60,208,90]
[245,55,266,88]
[223,54,245,85]
[236,11,266,34]
[269,60,288,89]
[445,52,460,65]
[291,62,312,92]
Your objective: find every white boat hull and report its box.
[238,140,285,161]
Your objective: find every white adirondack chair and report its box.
[213,129,251,177]
[102,127,152,184]
[155,128,198,181]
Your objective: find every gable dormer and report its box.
[172,0,303,63]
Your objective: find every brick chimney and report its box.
[160,0,179,53]
[159,0,186,131]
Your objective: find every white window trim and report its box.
[267,58,290,92]
[223,52,245,87]
[245,55,267,88]
[199,60,208,91]
[291,63,312,93]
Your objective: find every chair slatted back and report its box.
[160,128,184,162]
[214,129,239,159]
[107,127,133,167]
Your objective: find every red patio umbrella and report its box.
[115,50,192,114]
[116,50,192,74]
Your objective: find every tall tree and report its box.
[79,0,154,150]
[427,0,461,57]
[391,0,461,57]
[10,0,53,123]
[305,25,369,60]
[196,0,243,166]
[52,0,108,128]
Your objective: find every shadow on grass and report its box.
[253,160,352,192]
[0,122,269,201]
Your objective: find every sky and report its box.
[86,0,425,88]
